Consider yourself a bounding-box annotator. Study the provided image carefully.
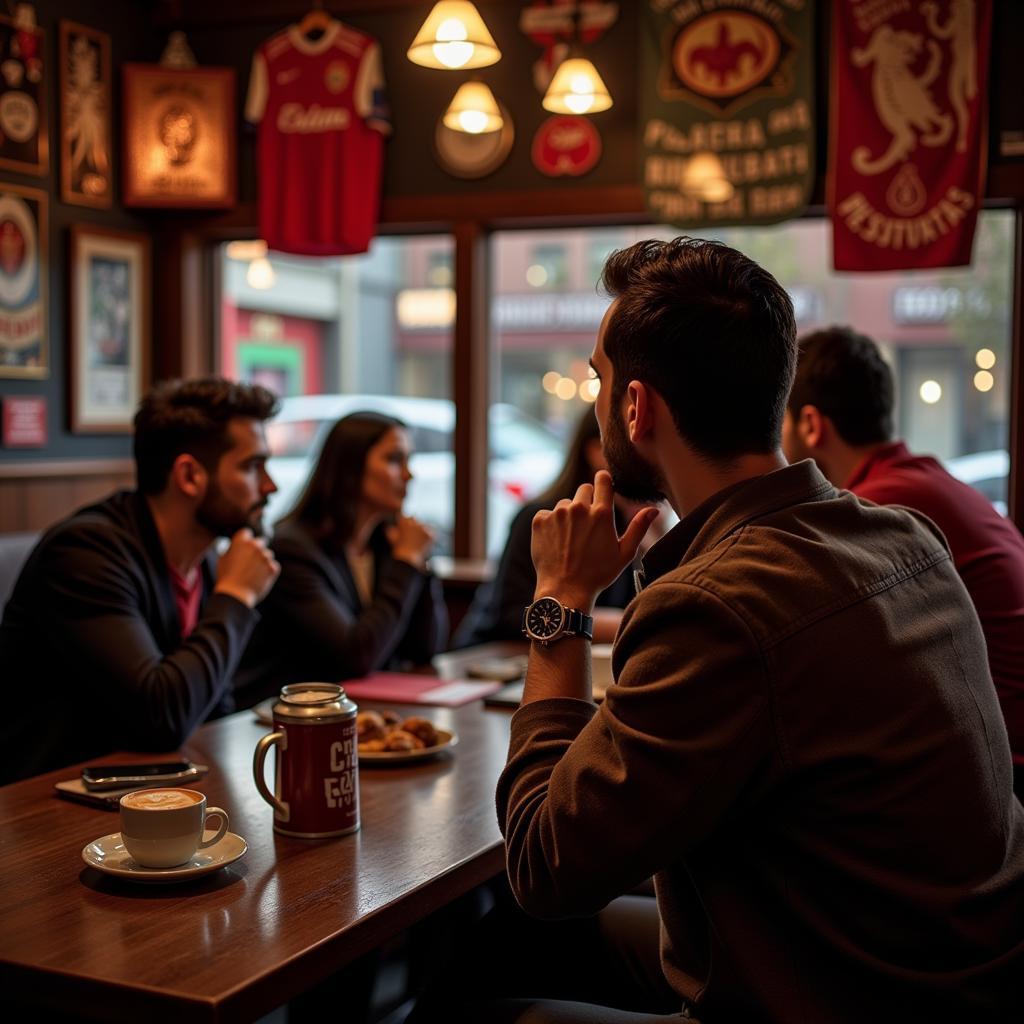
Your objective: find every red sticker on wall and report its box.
[531,115,601,177]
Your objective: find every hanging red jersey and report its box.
[245,21,390,256]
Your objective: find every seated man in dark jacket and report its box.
[0,378,281,784]
[411,239,1024,1024]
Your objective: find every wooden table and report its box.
[0,685,516,1023]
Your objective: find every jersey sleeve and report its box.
[245,50,269,124]
[355,41,391,135]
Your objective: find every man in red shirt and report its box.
[783,325,1024,796]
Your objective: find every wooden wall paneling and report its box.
[452,221,490,559]
[0,460,135,534]
[0,483,25,532]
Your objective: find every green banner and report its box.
[641,0,815,228]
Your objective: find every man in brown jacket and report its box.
[414,239,1024,1023]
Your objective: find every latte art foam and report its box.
[122,789,202,810]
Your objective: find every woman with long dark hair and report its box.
[454,410,664,647]
[235,411,447,706]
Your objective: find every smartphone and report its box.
[80,761,203,791]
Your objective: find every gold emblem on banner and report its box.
[662,12,789,116]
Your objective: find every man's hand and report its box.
[214,528,280,608]
[387,514,435,571]
[531,470,661,610]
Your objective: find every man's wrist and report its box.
[213,582,257,609]
[532,581,598,613]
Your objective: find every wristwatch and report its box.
[521,597,594,645]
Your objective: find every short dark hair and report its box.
[600,237,796,459]
[788,327,894,445]
[134,377,279,495]
[282,411,406,548]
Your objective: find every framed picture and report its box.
[0,14,47,175]
[122,63,236,208]
[69,225,150,433]
[0,182,47,378]
[59,21,112,208]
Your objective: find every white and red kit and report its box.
[245,21,390,256]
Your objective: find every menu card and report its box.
[340,673,501,708]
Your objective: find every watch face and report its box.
[527,598,564,640]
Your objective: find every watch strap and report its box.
[564,607,594,641]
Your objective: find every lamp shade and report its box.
[408,2,501,70]
[681,152,734,202]
[442,81,503,134]
[542,57,612,115]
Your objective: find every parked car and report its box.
[264,394,564,555]
[944,449,1009,516]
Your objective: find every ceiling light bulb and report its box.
[442,81,503,135]
[543,57,612,115]
[681,152,734,202]
[408,2,501,70]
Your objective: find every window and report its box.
[217,236,456,552]
[526,243,569,289]
[488,213,1015,553]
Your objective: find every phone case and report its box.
[80,763,209,791]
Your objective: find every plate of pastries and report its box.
[356,710,457,763]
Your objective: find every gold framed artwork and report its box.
[69,225,150,433]
[0,14,48,175]
[59,21,112,208]
[0,182,47,378]
[122,63,236,209]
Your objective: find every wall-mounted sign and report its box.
[0,182,46,379]
[0,13,47,175]
[531,115,601,177]
[520,2,619,93]
[1,394,46,446]
[122,63,236,208]
[640,1,815,228]
[59,21,112,208]
[830,1,993,271]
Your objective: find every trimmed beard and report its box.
[602,396,667,504]
[196,480,266,538]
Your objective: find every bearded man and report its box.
[411,238,1024,1024]
[0,378,281,783]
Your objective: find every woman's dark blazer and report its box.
[233,519,448,707]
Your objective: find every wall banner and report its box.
[640,0,815,229]
[829,1,992,271]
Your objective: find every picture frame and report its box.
[59,21,112,208]
[0,181,47,378]
[122,63,236,208]
[0,14,47,175]
[69,225,150,433]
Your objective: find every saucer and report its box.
[82,831,247,884]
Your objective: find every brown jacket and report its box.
[497,461,1024,1023]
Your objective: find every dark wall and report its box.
[2,0,1022,467]
[0,0,154,465]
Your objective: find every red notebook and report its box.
[339,673,501,708]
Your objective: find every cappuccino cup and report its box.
[119,788,229,868]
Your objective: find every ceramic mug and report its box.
[119,788,229,868]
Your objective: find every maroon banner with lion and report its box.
[829,1,991,271]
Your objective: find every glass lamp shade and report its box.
[408,2,501,70]
[542,57,612,115]
[681,153,735,202]
[442,81,503,134]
